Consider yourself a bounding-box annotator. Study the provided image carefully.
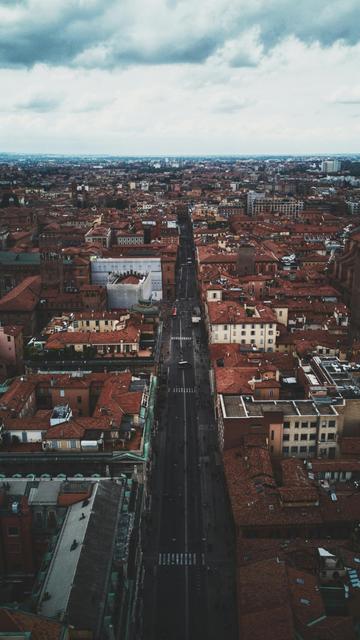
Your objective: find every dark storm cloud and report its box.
[104,36,220,67]
[0,0,115,67]
[0,0,359,70]
[252,1,360,50]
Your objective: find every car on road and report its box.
[178,360,192,368]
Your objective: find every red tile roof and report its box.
[0,276,41,312]
[45,325,140,349]
[0,607,65,640]
[207,300,277,325]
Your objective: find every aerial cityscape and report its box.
[0,154,359,640]
[0,1,360,639]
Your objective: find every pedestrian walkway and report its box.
[169,387,195,394]
[158,552,206,566]
[171,336,192,341]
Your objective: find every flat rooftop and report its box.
[221,396,337,419]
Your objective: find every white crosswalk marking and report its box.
[158,552,197,566]
[170,387,195,393]
[171,336,192,341]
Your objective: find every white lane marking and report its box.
[183,358,189,640]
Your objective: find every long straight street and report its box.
[143,217,238,639]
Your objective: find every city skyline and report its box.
[0,0,359,155]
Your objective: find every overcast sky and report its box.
[0,0,359,155]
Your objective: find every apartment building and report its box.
[217,394,343,458]
[246,191,304,217]
[207,301,277,352]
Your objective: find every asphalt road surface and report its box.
[142,218,238,640]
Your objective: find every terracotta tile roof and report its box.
[45,415,112,440]
[46,420,86,439]
[287,566,325,627]
[0,275,41,312]
[5,417,49,430]
[0,378,36,415]
[238,558,295,640]
[341,438,360,456]
[207,300,277,325]
[214,367,254,395]
[1,325,23,336]
[45,325,140,348]
[0,607,65,640]
[240,605,294,640]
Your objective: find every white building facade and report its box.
[90,256,163,300]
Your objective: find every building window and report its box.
[69,440,77,449]
[283,434,289,441]
[251,330,255,336]
[7,336,11,342]
[268,339,273,344]
[60,389,65,397]
[309,433,316,440]
[283,422,290,429]
[309,446,316,453]
[77,396,82,403]
[321,433,326,441]
[310,421,317,428]
[301,422,308,429]
[300,446,307,453]
[301,433,308,441]
[328,433,335,441]
[294,433,299,441]
[241,331,246,336]
[329,420,336,428]
[291,446,298,453]
[271,430,274,441]
[223,325,228,331]
[8,526,19,537]
[283,446,289,454]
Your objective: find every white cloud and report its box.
[0,2,359,153]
